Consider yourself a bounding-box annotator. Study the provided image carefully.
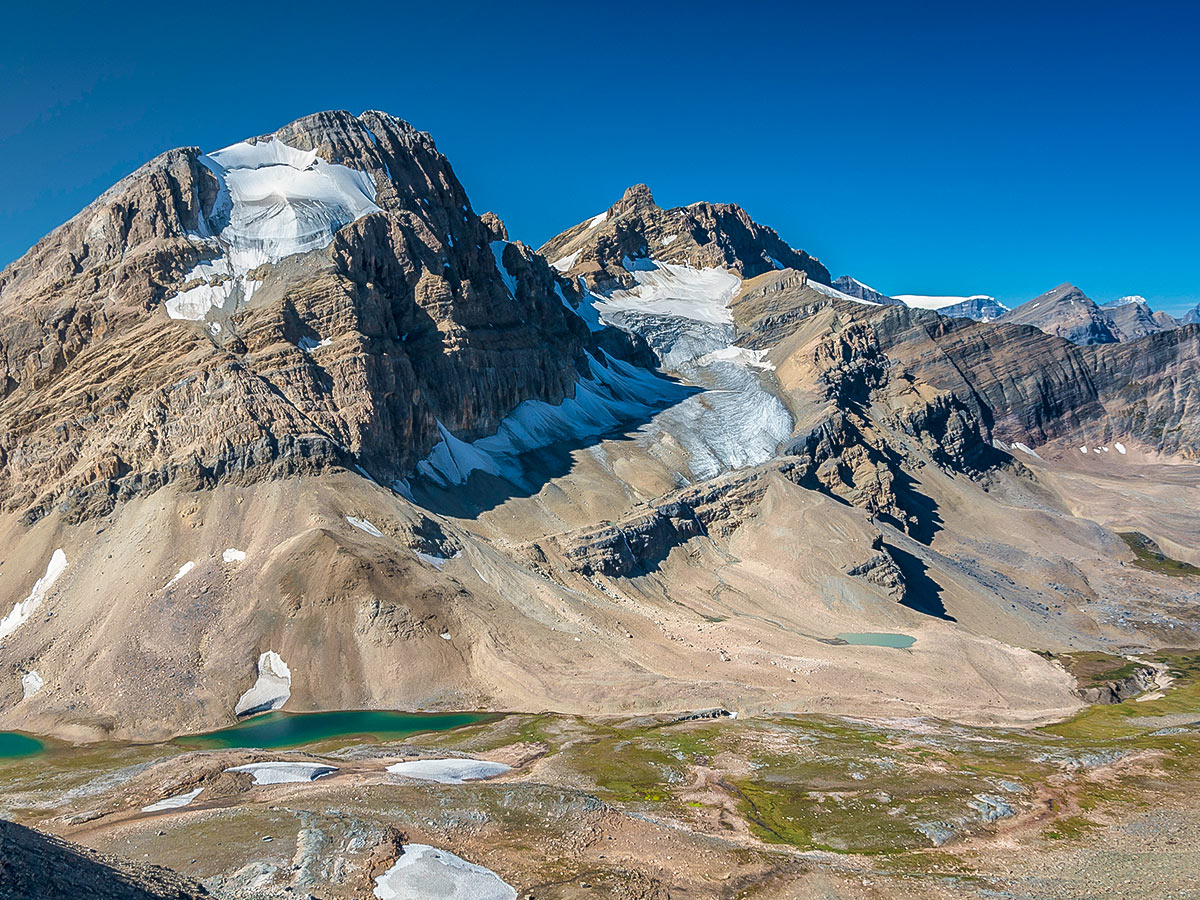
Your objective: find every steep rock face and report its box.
[539,184,830,290]
[0,110,640,521]
[0,818,209,900]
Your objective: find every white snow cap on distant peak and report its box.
[893,294,995,310]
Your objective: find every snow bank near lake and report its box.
[21,670,44,698]
[374,844,516,900]
[142,787,203,812]
[234,651,292,716]
[347,516,385,537]
[0,549,67,642]
[386,758,512,784]
[225,762,337,785]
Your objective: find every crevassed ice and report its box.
[166,138,380,321]
[594,258,795,481]
[0,549,67,642]
[417,351,691,487]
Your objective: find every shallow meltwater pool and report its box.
[836,632,916,649]
[0,731,45,759]
[175,710,496,750]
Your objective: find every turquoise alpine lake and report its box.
[175,710,496,750]
[0,731,45,759]
[835,632,916,649]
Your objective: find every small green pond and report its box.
[175,710,495,750]
[836,632,916,649]
[0,732,45,759]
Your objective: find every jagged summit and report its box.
[0,110,649,522]
[538,183,830,289]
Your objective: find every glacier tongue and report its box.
[165,138,380,321]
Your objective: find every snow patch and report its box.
[599,259,740,324]
[416,550,460,570]
[490,241,519,298]
[164,561,195,589]
[374,844,517,900]
[234,650,292,717]
[1115,442,1127,455]
[551,248,581,272]
[0,550,68,641]
[222,548,247,563]
[386,758,512,784]
[587,210,607,228]
[225,762,336,785]
[661,233,678,246]
[298,335,332,352]
[1080,447,1089,454]
[142,788,203,813]
[695,346,775,370]
[21,670,44,698]
[347,516,384,537]
[1012,442,1041,459]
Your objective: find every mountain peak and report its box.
[611,183,657,216]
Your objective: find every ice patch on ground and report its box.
[0,549,67,642]
[142,787,203,812]
[166,138,380,322]
[234,651,292,716]
[1013,442,1041,459]
[21,670,43,698]
[164,561,195,589]
[374,844,516,900]
[807,279,880,305]
[386,758,512,783]
[1115,442,1127,454]
[222,548,247,563]
[347,516,385,537]
[551,248,581,271]
[225,762,336,784]
[490,241,519,298]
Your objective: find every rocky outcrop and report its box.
[1076,666,1157,704]
[0,110,650,521]
[539,184,830,290]
[0,818,209,899]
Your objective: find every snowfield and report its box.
[893,293,996,310]
[374,844,517,900]
[0,549,67,642]
[386,758,512,784]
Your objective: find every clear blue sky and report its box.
[2,0,1197,312]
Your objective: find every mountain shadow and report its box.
[886,542,955,621]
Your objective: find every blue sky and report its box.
[1,0,1196,312]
